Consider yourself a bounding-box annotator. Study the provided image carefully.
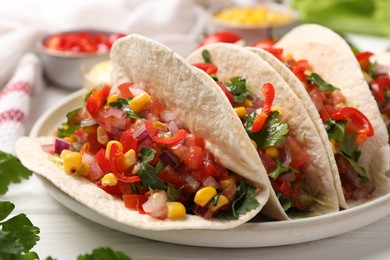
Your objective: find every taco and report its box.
[15,34,270,230]
[187,43,339,220]
[247,23,390,208]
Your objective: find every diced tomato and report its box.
[198,31,241,47]
[120,130,139,153]
[94,148,110,173]
[85,85,111,115]
[96,181,122,197]
[355,51,374,72]
[286,136,310,170]
[279,181,291,197]
[123,194,148,214]
[118,82,134,99]
[158,166,187,188]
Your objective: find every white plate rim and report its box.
[29,89,390,248]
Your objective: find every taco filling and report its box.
[47,83,259,221]
[261,46,376,201]
[193,55,315,213]
[355,51,390,142]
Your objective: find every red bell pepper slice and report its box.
[355,51,374,72]
[117,82,134,99]
[216,82,234,104]
[86,85,111,115]
[331,107,374,144]
[251,83,275,132]
[192,63,218,75]
[144,120,188,145]
[371,76,390,103]
[108,143,141,183]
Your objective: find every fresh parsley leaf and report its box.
[109,98,140,119]
[57,107,81,138]
[137,147,167,190]
[202,49,212,64]
[247,111,288,149]
[324,119,346,143]
[232,181,259,218]
[0,152,32,195]
[225,77,250,103]
[0,201,40,259]
[77,247,131,260]
[267,158,293,180]
[307,73,337,92]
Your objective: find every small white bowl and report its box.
[36,29,123,89]
[206,3,299,45]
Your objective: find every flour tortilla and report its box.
[187,43,339,220]
[273,24,390,207]
[16,34,270,230]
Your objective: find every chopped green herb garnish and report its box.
[0,152,32,195]
[307,73,337,92]
[109,98,140,119]
[225,77,250,103]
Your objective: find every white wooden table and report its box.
[2,79,390,260]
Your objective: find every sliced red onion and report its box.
[41,144,55,154]
[192,204,213,219]
[221,183,236,201]
[160,110,177,122]
[80,118,97,127]
[159,150,179,168]
[100,123,123,139]
[54,138,71,155]
[142,191,167,213]
[168,120,179,136]
[183,173,200,192]
[82,153,104,180]
[132,122,148,141]
[202,176,220,190]
[279,172,296,183]
[280,145,292,167]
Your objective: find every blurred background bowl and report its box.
[206,2,299,45]
[36,29,125,89]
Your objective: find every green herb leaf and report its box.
[167,184,182,202]
[137,147,167,190]
[225,77,250,103]
[138,146,156,164]
[57,107,82,138]
[77,247,131,260]
[232,181,260,218]
[0,201,40,258]
[109,98,140,119]
[324,119,347,143]
[307,73,338,92]
[202,49,212,64]
[267,158,293,180]
[0,152,32,195]
[368,61,378,79]
[247,111,288,149]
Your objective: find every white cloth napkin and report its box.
[0,53,43,155]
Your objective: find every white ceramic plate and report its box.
[30,89,390,248]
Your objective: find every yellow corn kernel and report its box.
[250,139,258,150]
[166,202,186,219]
[107,94,119,104]
[64,136,76,143]
[194,187,217,207]
[219,177,235,190]
[62,152,82,175]
[153,121,168,131]
[101,173,118,187]
[271,107,283,117]
[208,195,229,212]
[60,149,72,159]
[234,106,247,118]
[105,140,123,159]
[97,126,109,145]
[117,149,137,171]
[129,92,152,113]
[330,138,338,154]
[265,147,279,158]
[244,99,253,107]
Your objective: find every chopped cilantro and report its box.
[57,107,81,138]
[0,152,32,195]
[324,119,346,143]
[0,201,40,259]
[267,158,294,180]
[166,184,182,202]
[202,49,212,64]
[77,247,131,260]
[307,73,337,92]
[109,98,140,119]
[247,111,288,149]
[225,77,250,103]
[137,147,167,190]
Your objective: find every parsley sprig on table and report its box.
[0,151,132,260]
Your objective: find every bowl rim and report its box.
[207,2,299,30]
[36,29,122,59]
